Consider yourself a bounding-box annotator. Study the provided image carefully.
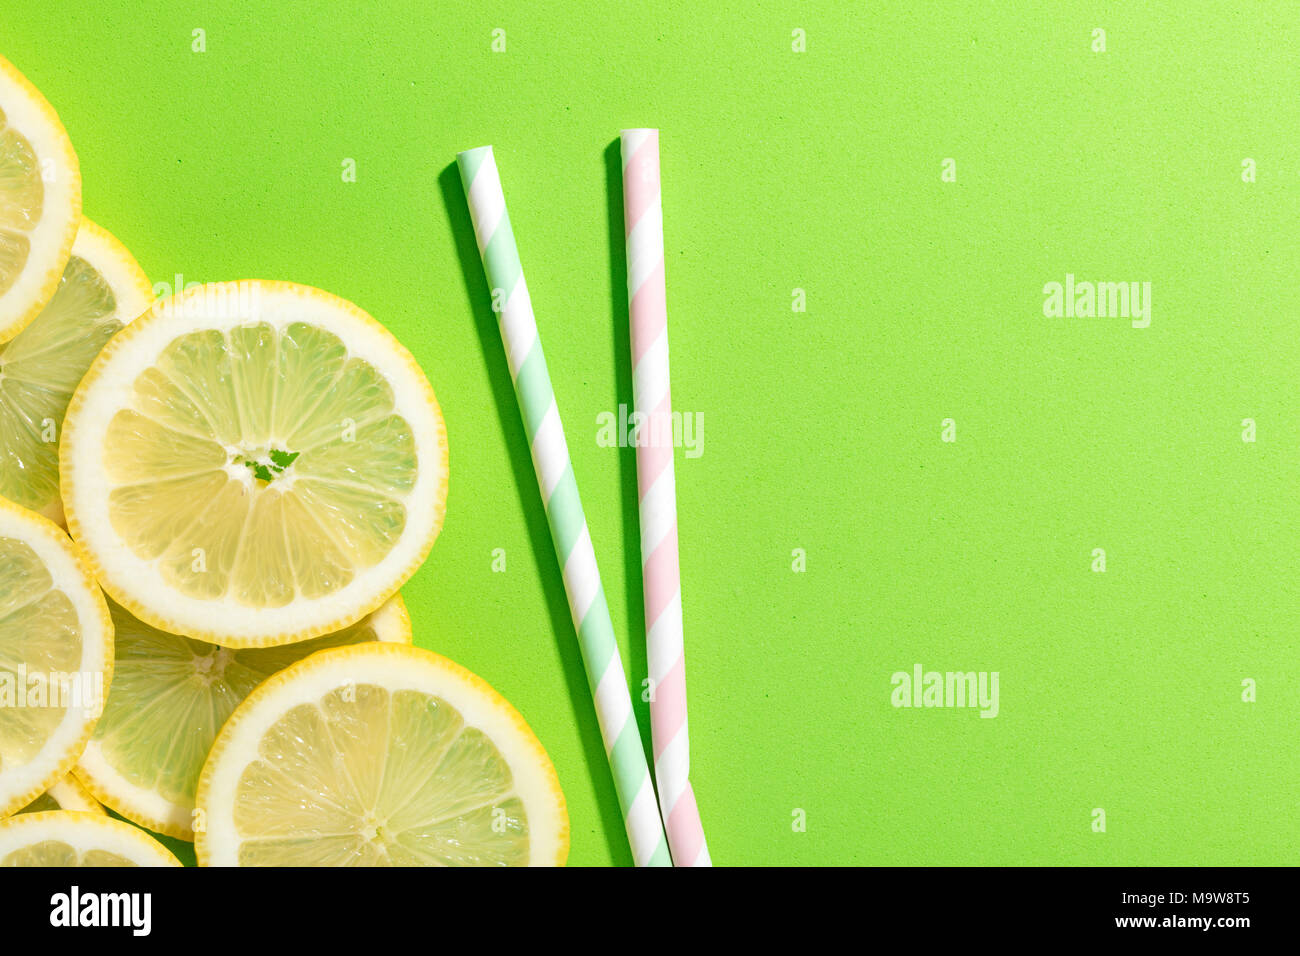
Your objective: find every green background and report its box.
[8,0,1299,865]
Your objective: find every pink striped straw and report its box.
[620,128,710,866]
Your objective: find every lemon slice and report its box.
[196,643,568,866]
[0,55,81,344]
[0,219,152,523]
[18,772,102,813]
[60,280,448,647]
[75,594,411,840]
[0,811,180,866]
[0,496,112,817]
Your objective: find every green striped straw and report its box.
[457,146,672,867]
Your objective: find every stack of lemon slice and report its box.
[0,52,569,867]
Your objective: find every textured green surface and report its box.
[7,1,1299,865]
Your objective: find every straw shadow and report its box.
[438,161,631,865]
[604,140,654,766]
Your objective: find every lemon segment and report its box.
[0,496,111,817]
[196,643,568,866]
[75,594,411,840]
[60,281,448,647]
[0,810,180,866]
[0,220,152,522]
[0,55,81,344]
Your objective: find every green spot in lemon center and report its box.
[235,447,299,484]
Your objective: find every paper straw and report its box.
[457,146,671,867]
[621,128,710,866]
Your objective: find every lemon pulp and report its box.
[0,253,119,512]
[105,321,417,608]
[232,685,529,866]
[0,535,82,767]
[2,842,135,866]
[0,104,42,297]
